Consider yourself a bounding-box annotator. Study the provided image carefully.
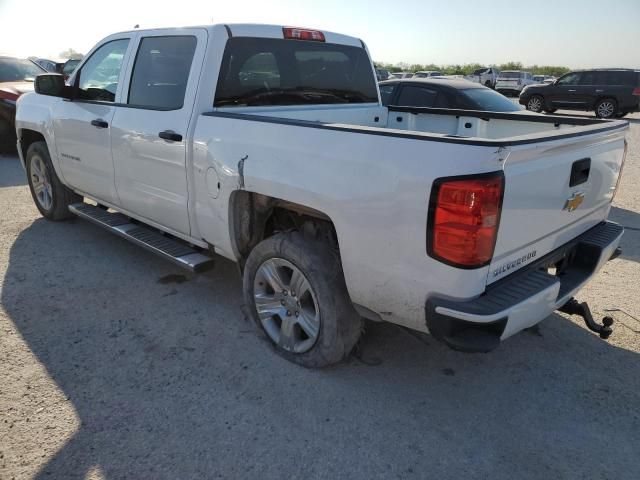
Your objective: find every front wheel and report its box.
[526,95,544,112]
[243,231,362,368]
[26,141,81,220]
[595,98,617,119]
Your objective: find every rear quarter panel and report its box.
[192,115,504,331]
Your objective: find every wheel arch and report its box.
[228,190,340,268]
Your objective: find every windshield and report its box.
[215,38,378,107]
[498,71,522,79]
[462,88,522,112]
[0,58,45,82]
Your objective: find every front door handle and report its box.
[159,130,182,142]
[91,119,108,128]
[568,89,577,92]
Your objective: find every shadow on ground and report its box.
[0,154,27,187]
[3,218,640,479]
[610,206,640,263]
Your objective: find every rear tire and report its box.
[243,231,362,368]
[26,141,82,220]
[526,95,544,112]
[594,98,617,119]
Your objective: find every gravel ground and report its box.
[1,111,639,480]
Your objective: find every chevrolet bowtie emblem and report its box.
[564,192,585,212]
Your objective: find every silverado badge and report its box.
[563,192,585,212]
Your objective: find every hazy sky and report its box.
[1,0,638,68]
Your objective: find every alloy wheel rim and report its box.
[30,155,53,211]
[598,102,614,118]
[253,258,320,353]
[528,97,542,111]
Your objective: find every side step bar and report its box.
[69,203,215,273]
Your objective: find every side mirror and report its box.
[34,74,72,99]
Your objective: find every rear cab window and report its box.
[214,37,378,107]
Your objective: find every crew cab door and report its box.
[548,72,586,108]
[54,37,132,204]
[110,29,206,235]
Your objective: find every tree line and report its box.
[375,61,571,78]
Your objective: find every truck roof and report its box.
[109,23,364,48]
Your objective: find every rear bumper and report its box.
[425,221,624,352]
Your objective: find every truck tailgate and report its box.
[488,129,627,284]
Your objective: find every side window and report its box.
[78,39,129,102]
[557,73,580,86]
[606,71,635,86]
[379,84,395,105]
[128,36,197,110]
[579,72,595,85]
[396,85,438,108]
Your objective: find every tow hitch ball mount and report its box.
[559,298,614,339]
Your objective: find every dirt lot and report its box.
[1,111,639,480]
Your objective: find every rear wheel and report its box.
[526,95,544,112]
[595,98,617,119]
[26,141,81,220]
[243,231,362,368]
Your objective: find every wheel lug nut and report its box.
[286,310,292,316]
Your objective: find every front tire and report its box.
[526,95,544,112]
[595,98,617,119]
[26,141,81,220]
[243,231,362,368]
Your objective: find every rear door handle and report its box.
[159,130,182,142]
[568,89,577,92]
[91,119,108,128]
[595,89,604,93]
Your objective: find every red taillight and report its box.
[428,173,504,268]
[282,27,325,42]
[632,87,640,96]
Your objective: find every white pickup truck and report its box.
[16,24,628,367]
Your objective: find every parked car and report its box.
[390,71,414,79]
[375,68,391,81]
[532,75,546,83]
[520,69,640,118]
[57,59,81,79]
[17,24,628,366]
[464,67,500,89]
[413,70,443,78]
[34,58,60,72]
[0,56,46,151]
[543,76,556,84]
[495,70,536,96]
[379,78,523,112]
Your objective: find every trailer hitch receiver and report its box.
[558,298,614,339]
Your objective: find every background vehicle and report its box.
[379,78,523,111]
[16,24,627,367]
[464,67,500,88]
[521,69,640,118]
[533,75,546,83]
[56,59,81,79]
[389,71,414,79]
[34,58,60,72]
[0,56,46,152]
[495,70,535,96]
[413,70,443,78]
[375,68,391,81]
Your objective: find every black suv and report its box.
[520,69,639,118]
